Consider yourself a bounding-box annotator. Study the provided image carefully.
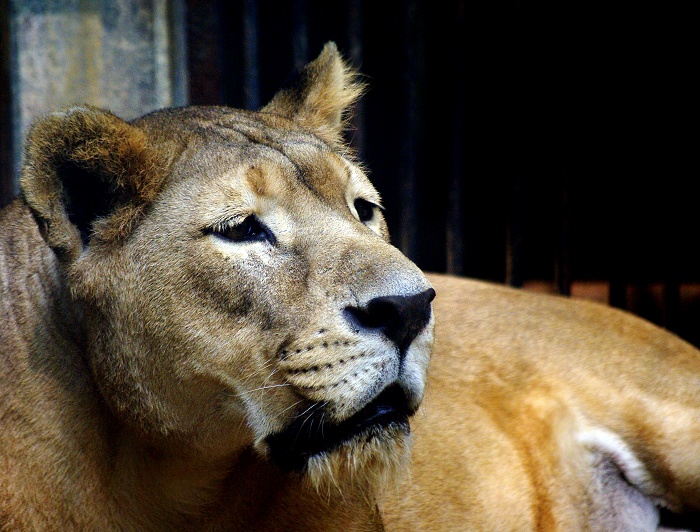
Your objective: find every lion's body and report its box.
[386,274,700,530]
[1,43,699,530]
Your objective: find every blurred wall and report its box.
[3,0,187,192]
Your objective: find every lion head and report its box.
[19,43,434,493]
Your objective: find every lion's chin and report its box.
[265,385,413,493]
[303,425,412,498]
[266,385,412,471]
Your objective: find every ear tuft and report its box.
[20,106,171,262]
[260,42,365,145]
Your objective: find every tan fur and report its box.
[383,274,700,530]
[1,43,699,531]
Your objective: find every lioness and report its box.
[0,42,698,531]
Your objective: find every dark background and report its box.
[2,0,698,344]
[183,0,698,344]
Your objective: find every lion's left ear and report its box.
[19,106,172,264]
[260,42,364,145]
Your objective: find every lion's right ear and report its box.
[260,42,364,146]
[19,106,170,263]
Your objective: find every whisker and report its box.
[296,402,321,421]
[262,366,280,386]
[279,399,305,416]
[293,406,321,447]
[248,383,292,393]
[299,407,319,430]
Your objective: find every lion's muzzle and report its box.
[266,288,435,472]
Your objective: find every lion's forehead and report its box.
[142,106,367,206]
[180,132,359,211]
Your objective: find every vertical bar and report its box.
[609,277,626,309]
[664,278,680,332]
[185,0,224,105]
[399,0,421,261]
[153,0,173,109]
[167,0,189,107]
[555,176,571,295]
[446,0,465,275]
[216,0,242,108]
[609,211,627,309]
[346,0,364,156]
[242,0,260,110]
[663,228,680,331]
[0,0,13,206]
[291,0,308,72]
[506,176,524,287]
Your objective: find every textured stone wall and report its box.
[8,0,186,188]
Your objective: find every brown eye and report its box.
[209,216,275,244]
[354,198,376,224]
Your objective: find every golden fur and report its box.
[384,274,700,530]
[1,42,699,530]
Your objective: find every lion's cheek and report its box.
[81,283,279,449]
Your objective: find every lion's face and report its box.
[75,109,433,477]
[20,44,434,485]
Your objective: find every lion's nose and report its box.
[344,288,435,354]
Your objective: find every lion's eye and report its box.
[209,216,275,244]
[354,198,376,224]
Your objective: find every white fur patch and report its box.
[49,105,93,118]
[344,164,383,236]
[577,427,660,497]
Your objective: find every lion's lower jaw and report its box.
[302,425,412,501]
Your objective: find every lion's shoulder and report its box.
[0,199,108,529]
[1,200,48,334]
[0,199,60,334]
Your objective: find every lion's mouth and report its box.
[265,385,412,472]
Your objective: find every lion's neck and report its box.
[106,433,237,528]
[108,438,384,530]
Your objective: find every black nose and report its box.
[344,288,436,354]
